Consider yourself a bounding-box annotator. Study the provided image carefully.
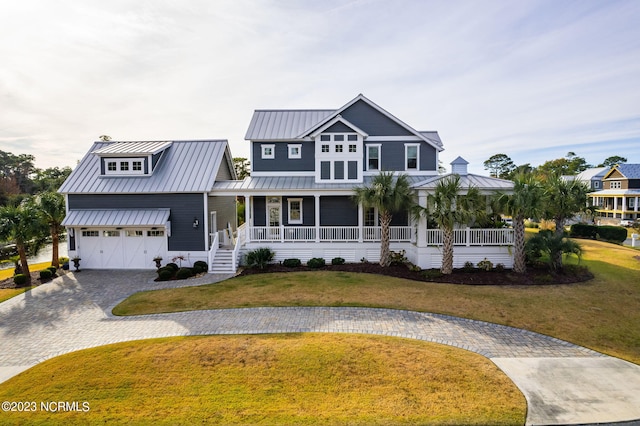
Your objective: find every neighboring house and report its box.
[59,140,237,270]
[214,94,515,270]
[589,164,640,224]
[563,167,609,191]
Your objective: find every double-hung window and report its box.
[367,145,380,171]
[288,198,303,224]
[405,144,419,170]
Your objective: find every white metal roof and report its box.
[244,110,334,140]
[59,140,231,194]
[61,209,170,227]
[412,173,514,192]
[92,141,173,156]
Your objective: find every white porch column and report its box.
[635,197,639,212]
[622,197,627,217]
[416,192,427,247]
[614,197,618,213]
[358,202,364,243]
[245,196,251,242]
[315,195,320,242]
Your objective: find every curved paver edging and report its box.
[1,270,640,425]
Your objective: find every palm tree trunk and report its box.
[51,224,60,268]
[553,215,564,270]
[18,243,31,285]
[441,228,454,274]
[379,212,392,267]
[513,214,526,274]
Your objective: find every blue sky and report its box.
[1,0,639,174]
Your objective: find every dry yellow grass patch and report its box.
[0,334,525,425]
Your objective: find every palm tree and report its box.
[419,175,484,275]
[543,175,589,270]
[36,191,66,268]
[353,173,414,267]
[0,200,42,285]
[499,174,545,273]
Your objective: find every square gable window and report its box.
[107,161,117,171]
[132,161,142,171]
[288,144,302,159]
[335,145,343,153]
[261,144,275,159]
[349,144,357,153]
[120,162,129,171]
[321,144,330,153]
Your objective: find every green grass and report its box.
[0,334,525,425]
[0,287,31,303]
[115,239,640,364]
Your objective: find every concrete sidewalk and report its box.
[1,270,639,425]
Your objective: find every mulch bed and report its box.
[0,268,69,290]
[238,262,594,286]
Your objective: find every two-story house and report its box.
[214,94,515,270]
[59,140,237,269]
[590,164,640,224]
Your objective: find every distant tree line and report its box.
[483,153,627,180]
[0,150,72,206]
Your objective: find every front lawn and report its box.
[0,334,525,425]
[115,240,640,364]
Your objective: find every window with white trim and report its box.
[147,230,164,237]
[405,144,419,170]
[594,181,600,188]
[610,181,622,189]
[126,230,143,237]
[104,158,146,176]
[367,145,380,171]
[261,144,275,159]
[348,144,357,153]
[335,145,343,153]
[321,144,330,153]
[82,230,99,237]
[288,144,301,159]
[103,230,120,237]
[288,198,303,224]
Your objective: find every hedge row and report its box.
[569,224,627,243]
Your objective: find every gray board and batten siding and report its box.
[67,194,206,252]
[252,141,316,172]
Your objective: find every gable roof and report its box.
[59,140,233,194]
[573,167,609,182]
[92,141,173,156]
[244,94,444,151]
[604,164,640,180]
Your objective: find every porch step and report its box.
[211,249,236,273]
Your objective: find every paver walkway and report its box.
[1,270,640,425]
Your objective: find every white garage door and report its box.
[77,228,167,269]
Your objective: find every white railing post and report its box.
[207,232,219,272]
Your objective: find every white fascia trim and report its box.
[363,170,438,177]
[366,136,422,141]
[250,171,315,177]
[308,115,369,138]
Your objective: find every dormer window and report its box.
[93,140,172,177]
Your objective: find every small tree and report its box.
[353,173,414,267]
[417,175,485,274]
[35,192,66,268]
[499,174,545,273]
[0,200,43,285]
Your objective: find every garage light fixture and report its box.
[193,218,199,228]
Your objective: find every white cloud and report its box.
[0,0,638,174]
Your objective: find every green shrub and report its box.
[477,258,493,272]
[193,260,208,272]
[495,263,506,272]
[331,257,345,265]
[307,258,326,268]
[157,267,174,281]
[422,269,443,280]
[245,247,275,269]
[165,262,180,271]
[13,274,28,286]
[39,269,53,280]
[462,261,475,272]
[176,267,194,280]
[596,226,627,243]
[47,266,58,275]
[570,223,598,239]
[282,258,301,268]
[58,257,69,265]
[389,250,408,266]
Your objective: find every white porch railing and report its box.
[425,228,514,246]
[232,223,246,270]
[248,226,413,242]
[207,232,219,271]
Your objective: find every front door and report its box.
[267,197,281,240]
